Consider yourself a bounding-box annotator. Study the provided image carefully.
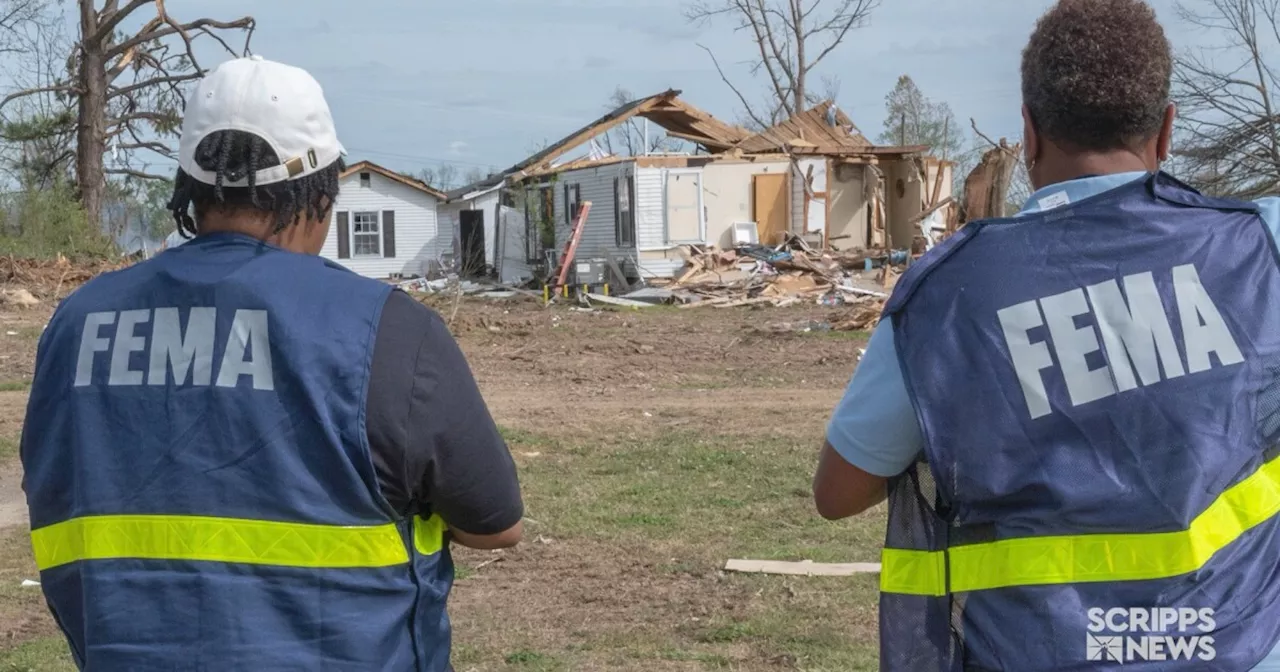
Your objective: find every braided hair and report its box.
[168,129,344,238]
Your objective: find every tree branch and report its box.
[105,16,253,60]
[92,0,153,43]
[697,43,773,130]
[107,111,178,128]
[108,71,200,100]
[0,83,76,112]
[106,167,170,180]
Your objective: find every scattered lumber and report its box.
[653,234,909,311]
[723,559,881,576]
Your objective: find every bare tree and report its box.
[462,167,488,186]
[0,4,75,189]
[0,0,255,226]
[1172,0,1280,197]
[686,0,879,128]
[418,164,459,191]
[597,87,686,156]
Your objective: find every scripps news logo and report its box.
[1086,607,1216,663]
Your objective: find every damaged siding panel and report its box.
[635,167,666,250]
[499,205,534,285]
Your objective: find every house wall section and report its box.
[553,162,634,263]
[885,160,923,249]
[633,167,684,279]
[827,163,869,248]
[440,191,501,271]
[701,160,789,248]
[791,158,827,235]
[498,203,534,285]
[324,172,442,279]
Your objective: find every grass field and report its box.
[0,295,883,671]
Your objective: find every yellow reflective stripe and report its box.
[882,455,1280,596]
[31,515,409,571]
[881,548,947,596]
[413,514,445,556]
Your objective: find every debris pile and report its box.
[0,254,130,301]
[641,234,903,311]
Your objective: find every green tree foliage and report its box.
[878,75,963,158]
[0,179,113,258]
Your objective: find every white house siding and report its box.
[324,171,443,279]
[632,166,684,279]
[635,167,666,250]
[552,161,637,273]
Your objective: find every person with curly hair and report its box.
[814,1,1280,669]
[21,56,523,671]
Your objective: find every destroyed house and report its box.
[442,90,953,287]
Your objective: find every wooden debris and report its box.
[724,559,881,576]
[583,293,654,309]
[659,236,909,310]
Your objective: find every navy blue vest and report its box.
[21,234,452,670]
[878,173,1280,670]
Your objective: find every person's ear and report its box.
[1022,105,1042,188]
[1156,102,1176,164]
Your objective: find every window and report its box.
[564,183,581,225]
[352,211,381,256]
[615,176,635,247]
[359,172,371,188]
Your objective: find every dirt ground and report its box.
[0,290,883,671]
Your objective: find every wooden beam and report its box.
[908,196,955,225]
[522,96,672,176]
[724,559,881,576]
[662,129,730,148]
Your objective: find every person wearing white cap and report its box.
[20,55,523,671]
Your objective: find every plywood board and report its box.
[753,172,788,246]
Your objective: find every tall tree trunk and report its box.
[75,3,106,229]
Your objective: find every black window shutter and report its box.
[381,210,396,258]
[337,211,350,259]
[564,184,571,225]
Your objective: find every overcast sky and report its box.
[105,0,1207,178]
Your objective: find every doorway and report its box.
[459,210,486,277]
[753,173,788,245]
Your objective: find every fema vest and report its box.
[878,172,1280,671]
[21,233,452,671]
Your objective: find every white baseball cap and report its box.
[178,55,345,187]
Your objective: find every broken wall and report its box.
[886,160,923,248]
[826,163,869,249]
[701,160,790,248]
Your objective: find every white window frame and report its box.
[351,211,382,258]
[662,168,705,245]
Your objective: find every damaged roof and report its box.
[446,89,749,200]
[733,101,871,154]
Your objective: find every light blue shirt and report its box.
[826,172,1280,670]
